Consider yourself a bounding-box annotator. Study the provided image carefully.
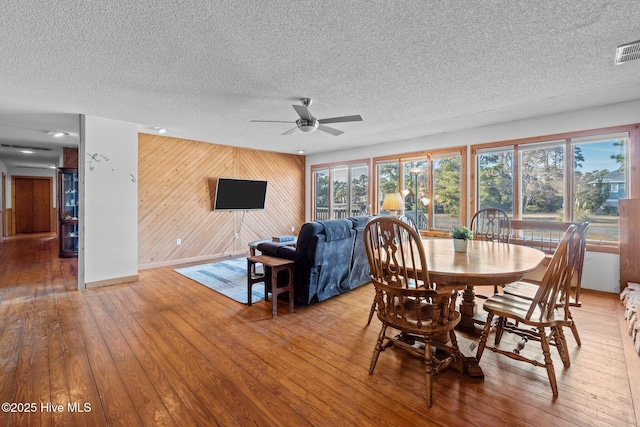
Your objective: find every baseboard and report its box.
[84,274,139,289]
[137,250,247,270]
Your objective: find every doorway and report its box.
[12,176,53,234]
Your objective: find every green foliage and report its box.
[521,147,564,214]
[378,163,400,195]
[351,173,368,202]
[450,225,473,240]
[574,170,610,213]
[610,140,625,171]
[574,145,584,169]
[315,173,328,207]
[333,179,347,203]
[434,157,461,216]
[478,152,513,212]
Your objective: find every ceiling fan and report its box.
[251,98,362,136]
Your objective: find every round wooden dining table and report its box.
[421,238,546,333]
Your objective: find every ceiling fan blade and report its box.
[292,105,312,121]
[318,124,344,136]
[250,120,295,123]
[318,115,363,124]
[282,127,298,135]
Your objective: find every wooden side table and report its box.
[247,238,271,257]
[247,238,297,276]
[247,255,295,318]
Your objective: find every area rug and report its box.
[174,257,264,304]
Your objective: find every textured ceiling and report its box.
[1,0,640,168]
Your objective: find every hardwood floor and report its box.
[1,233,639,426]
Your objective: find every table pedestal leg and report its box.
[458,285,480,334]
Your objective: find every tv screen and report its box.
[213,178,268,211]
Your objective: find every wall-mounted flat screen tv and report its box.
[213,178,268,211]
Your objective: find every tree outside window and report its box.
[520,142,565,221]
[477,149,514,215]
[433,156,462,230]
[572,134,628,242]
[377,162,399,212]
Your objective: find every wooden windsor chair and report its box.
[364,216,464,407]
[475,224,577,397]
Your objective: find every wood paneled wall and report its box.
[138,134,305,268]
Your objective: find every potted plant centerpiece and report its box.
[450,225,472,252]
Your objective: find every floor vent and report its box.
[615,40,640,65]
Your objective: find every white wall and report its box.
[306,99,640,293]
[79,115,138,289]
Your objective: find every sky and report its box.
[575,139,624,173]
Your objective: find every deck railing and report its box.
[315,207,367,220]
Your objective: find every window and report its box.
[520,141,565,221]
[311,162,369,220]
[476,146,514,216]
[313,170,329,220]
[473,128,635,246]
[403,159,429,230]
[432,154,463,230]
[350,164,369,216]
[375,147,466,234]
[377,161,400,213]
[572,133,628,243]
[332,167,348,218]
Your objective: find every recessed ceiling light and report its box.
[297,150,305,154]
[20,150,34,154]
[154,127,168,134]
[47,131,68,138]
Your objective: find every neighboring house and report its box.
[590,168,626,213]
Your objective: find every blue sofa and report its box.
[256,216,373,305]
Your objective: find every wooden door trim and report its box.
[1,172,5,237]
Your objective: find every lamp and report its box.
[381,192,404,215]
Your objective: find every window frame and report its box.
[310,159,372,221]
[373,146,467,237]
[471,124,640,253]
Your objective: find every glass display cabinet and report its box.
[58,167,78,257]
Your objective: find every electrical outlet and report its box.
[234,233,239,240]
[291,226,295,232]
[176,238,181,245]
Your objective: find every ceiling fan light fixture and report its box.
[252,98,362,136]
[296,118,319,133]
